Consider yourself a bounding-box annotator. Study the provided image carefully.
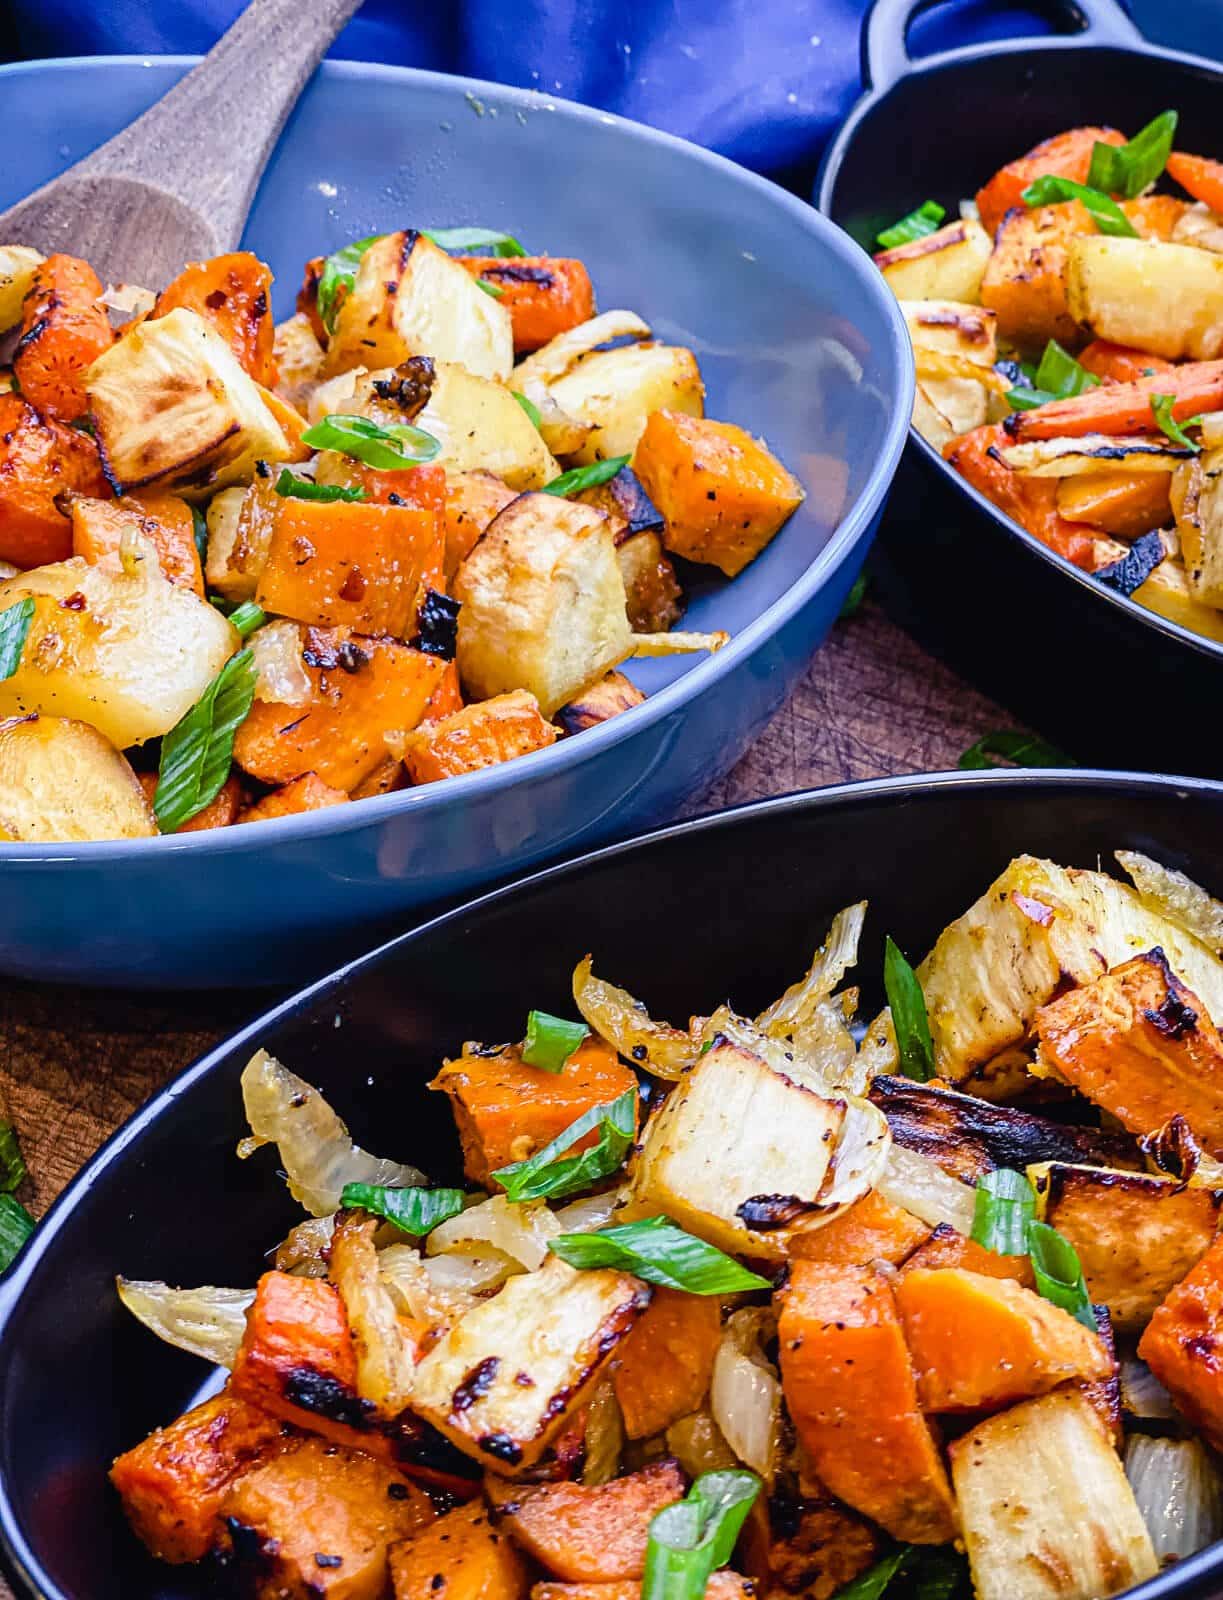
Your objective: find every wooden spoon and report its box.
[0,0,363,288]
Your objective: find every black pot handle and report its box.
[863,0,1145,91]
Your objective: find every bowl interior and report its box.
[5,774,1223,1599]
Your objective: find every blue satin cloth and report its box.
[2,0,1218,187]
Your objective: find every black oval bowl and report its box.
[817,0,1223,775]
[6,771,1223,1598]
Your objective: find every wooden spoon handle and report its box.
[80,0,364,249]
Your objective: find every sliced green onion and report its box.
[274,468,368,503]
[153,650,256,833]
[513,391,542,430]
[883,936,935,1082]
[0,597,34,681]
[1029,1220,1097,1331]
[642,1470,762,1600]
[494,1089,637,1203]
[301,413,441,471]
[222,601,266,639]
[972,1167,1036,1256]
[837,1548,914,1600]
[0,1193,34,1270]
[0,1122,25,1192]
[1088,111,1178,199]
[476,278,505,298]
[423,227,526,257]
[839,571,869,619]
[543,456,630,498]
[550,1215,770,1294]
[1006,341,1101,412]
[317,234,381,334]
[876,201,946,251]
[191,504,209,567]
[523,1009,587,1072]
[340,1183,465,1237]
[1020,175,1137,237]
[958,729,1077,770]
[1151,392,1204,453]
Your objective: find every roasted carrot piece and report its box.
[12,253,112,420]
[233,632,445,792]
[255,496,442,636]
[1078,340,1177,385]
[137,771,243,832]
[788,1190,931,1267]
[222,1435,434,1600]
[70,491,204,593]
[898,1222,1034,1289]
[944,424,1098,569]
[1054,470,1173,539]
[429,1037,638,1187]
[402,690,558,785]
[458,257,595,352]
[0,392,110,568]
[894,1267,1110,1412]
[390,1501,528,1600]
[1035,949,1223,1155]
[975,126,1124,236]
[610,1290,722,1438]
[110,1392,291,1563]
[1139,1233,1223,1450]
[776,1261,958,1545]
[484,1459,686,1581]
[1074,1303,1123,1448]
[444,470,518,581]
[1167,151,1223,215]
[1003,360,1223,441]
[238,771,349,824]
[154,252,277,386]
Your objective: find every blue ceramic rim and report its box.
[0,54,915,865]
[814,24,1223,669]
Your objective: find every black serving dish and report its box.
[817,0,1223,775]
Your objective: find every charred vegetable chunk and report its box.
[458,256,595,352]
[554,670,646,737]
[402,689,558,785]
[980,201,1089,350]
[154,253,278,388]
[237,772,349,824]
[875,218,992,304]
[0,391,110,569]
[786,1189,931,1268]
[898,1223,1033,1289]
[389,1501,528,1600]
[1139,1233,1223,1451]
[444,470,519,581]
[13,252,113,420]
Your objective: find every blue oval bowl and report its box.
[0,56,912,989]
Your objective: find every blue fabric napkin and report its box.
[3,0,1218,188]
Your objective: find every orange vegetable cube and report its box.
[421,658,463,723]
[898,1222,1034,1289]
[402,689,558,785]
[611,1289,722,1439]
[13,253,112,420]
[458,256,596,352]
[0,392,110,568]
[154,252,277,387]
[70,491,204,593]
[787,1189,931,1268]
[633,410,804,577]
[979,200,1089,350]
[389,1501,528,1600]
[1139,1233,1223,1451]
[1055,470,1173,539]
[1167,151,1223,215]
[975,126,1124,235]
[238,771,349,824]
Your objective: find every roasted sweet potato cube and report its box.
[402,689,558,785]
[611,1290,722,1439]
[1139,1233,1223,1450]
[786,1189,931,1268]
[430,1037,638,1187]
[0,392,110,568]
[1055,470,1173,539]
[555,671,646,737]
[110,1393,291,1564]
[975,126,1123,236]
[1035,948,1223,1155]
[776,1261,958,1545]
[70,491,204,594]
[13,253,112,421]
[390,1501,528,1600]
[898,1222,1034,1289]
[222,1436,434,1600]
[484,1458,686,1579]
[980,201,1090,350]
[238,772,349,824]
[458,257,595,352]
[154,252,278,388]
[633,410,804,578]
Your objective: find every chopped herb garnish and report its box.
[301,413,441,471]
[883,935,935,1082]
[275,469,368,503]
[0,598,35,681]
[1151,392,1204,453]
[0,1121,25,1192]
[0,1193,34,1271]
[958,729,1077,770]
[494,1088,636,1203]
[971,1167,1036,1256]
[153,650,256,833]
[476,278,505,298]
[550,1214,770,1293]
[522,1009,587,1072]
[642,1470,762,1600]
[224,601,267,639]
[1021,175,1137,237]
[423,227,526,257]
[1029,1220,1097,1330]
[513,391,542,430]
[543,456,630,498]
[340,1183,465,1237]
[876,201,946,251]
[839,571,869,619]
[1006,339,1100,411]
[836,1548,914,1600]
[316,234,381,335]
[1088,111,1178,199]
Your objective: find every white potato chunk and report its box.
[903,300,997,443]
[0,245,43,333]
[325,230,512,381]
[203,486,252,601]
[85,308,293,498]
[549,342,705,465]
[1173,446,1223,607]
[409,1256,650,1470]
[512,310,653,390]
[271,311,325,411]
[999,433,1191,477]
[0,713,155,841]
[1173,203,1223,256]
[1067,236,1223,360]
[0,557,238,746]
[876,218,992,304]
[392,362,557,489]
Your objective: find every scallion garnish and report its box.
[883,935,935,1082]
[513,391,543,430]
[642,1470,761,1600]
[839,571,869,619]
[1029,1220,1097,1331]
[971,1167,1036,1256]
[221,601,266,639]
[958,729,1077,770]
[523,1009,587,1072]
[0,1193,34,1271]
[423,227,527,258]
[316,234,381,334]
[476,278,505,298]
[549,1214,771,1294]
[1005,339,1100,411]
[301,413,441,471]
[543,456,630,498]
[494,1088,636,1203]
[0,1122,26,1192]
[153,650,256,833]
[876,201,946,251]
[274,468,367,503]
[1087,111,1178,199]
[836,1548,913,1600]
[0,597,35,681]
[1151,392,1204,453]
[1020,175,1137,237]
[340,1183,465,1237]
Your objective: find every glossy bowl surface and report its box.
[0,55,912,988]
[816,0,1223,775]
[4,771,1223,1598]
